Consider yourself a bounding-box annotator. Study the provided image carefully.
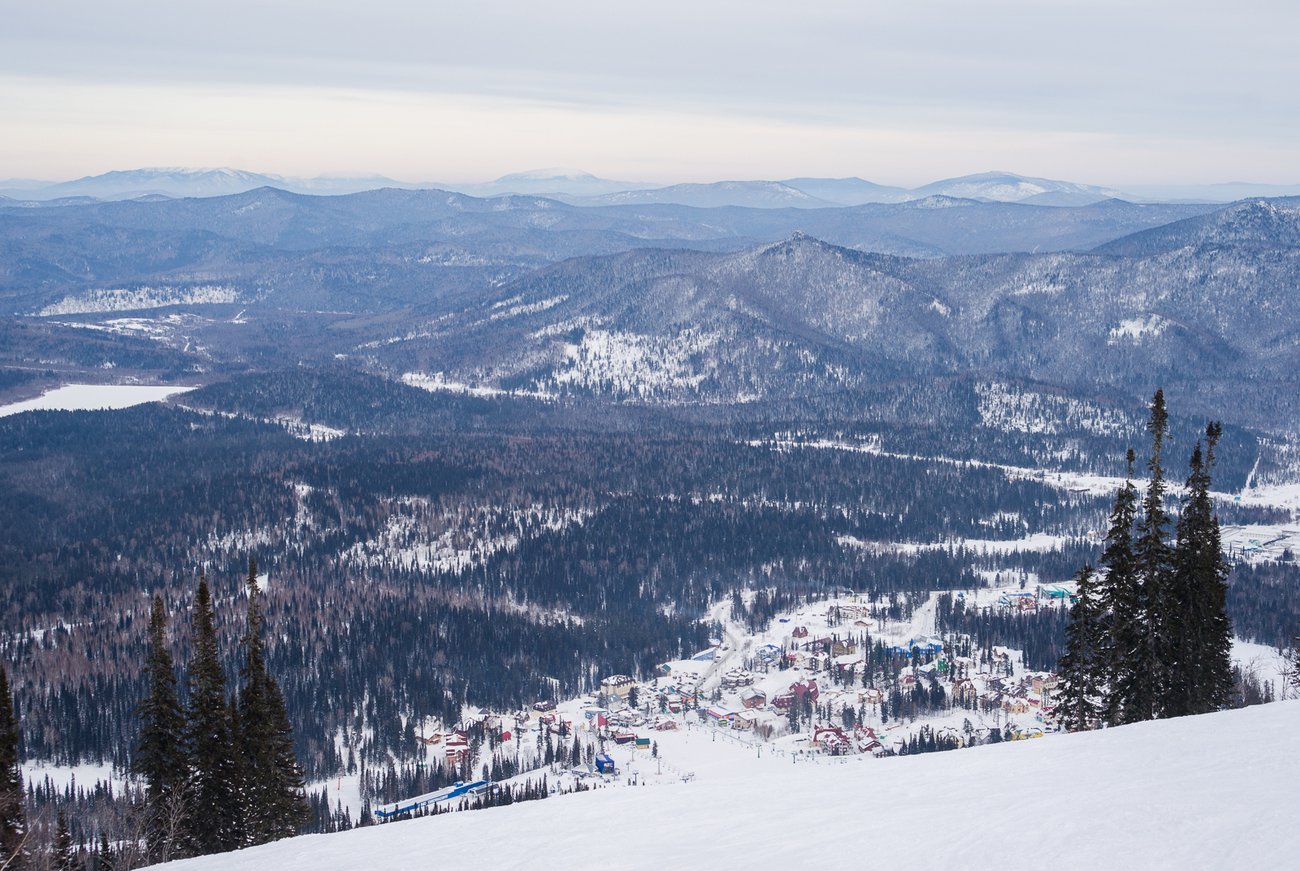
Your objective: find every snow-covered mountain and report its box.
[15,166,1296,208]
[0,167,430,201]
[780,176,912,205]
[352,221,1300,429]
[1094,197,1300,255]
[27,167,288,200]
[909,171,1128,204]
[144,701,1298,871]
[571,180,837,209]
[447,168,651,199]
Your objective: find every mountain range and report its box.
[7,166,1296,208]
[363,203,1300,429]
[3,183,1298,433]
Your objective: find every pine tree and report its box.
[262,678,308,838]
[184,576,239,855]
[0,664,26,871]
[51,810,77,871]
[1126,389,1173,722]
[134,594,188,862]
[1096,449,1139,725]
[1167,423,1234,715]
[237,559,308,845]
[1057,565,1104,731]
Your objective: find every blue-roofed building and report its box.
[373,780,492,819]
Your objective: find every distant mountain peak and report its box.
[581,180,836,210]
[910,172,1127,204]
[94,166,284,181]
[756,231,849,260]
[495,168,600,182]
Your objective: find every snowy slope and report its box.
[149,701,1298,871]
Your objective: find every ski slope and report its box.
[148,701,1298,871]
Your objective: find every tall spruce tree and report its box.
[261,678,309,839]
[0,665,26,871]
[1056,565,1104,731]
[51,810,77,871]
[237,559,308,845]
[1167,424,1233,715]
[184,576,239,855]
[1126,389,1174,722]
[134,594,188,863]
[1096,449,1139,725]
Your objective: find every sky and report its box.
[2,0,1298,186]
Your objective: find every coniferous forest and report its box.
[0,370,1296,867]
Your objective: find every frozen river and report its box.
[0,383,194,417]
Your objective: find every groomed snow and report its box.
[0,383,194,417]
[148,701,1298,871]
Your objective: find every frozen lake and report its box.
[0,383,194,417]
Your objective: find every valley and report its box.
[1,178,1298,866]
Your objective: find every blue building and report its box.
[373,780,492,819]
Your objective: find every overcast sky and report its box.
[3,0,1297,185]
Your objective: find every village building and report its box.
[600,674,637,698]
[444,731,470,763]
[811,724,853,755]
[704,706,735,725]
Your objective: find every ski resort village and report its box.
[143,574,1300,871]
[297,573,1290,829]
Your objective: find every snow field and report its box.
[0,383,194,417]
[37,285,240,316]
[146,701,1300,871]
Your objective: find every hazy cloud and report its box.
[3,0,1297,183]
